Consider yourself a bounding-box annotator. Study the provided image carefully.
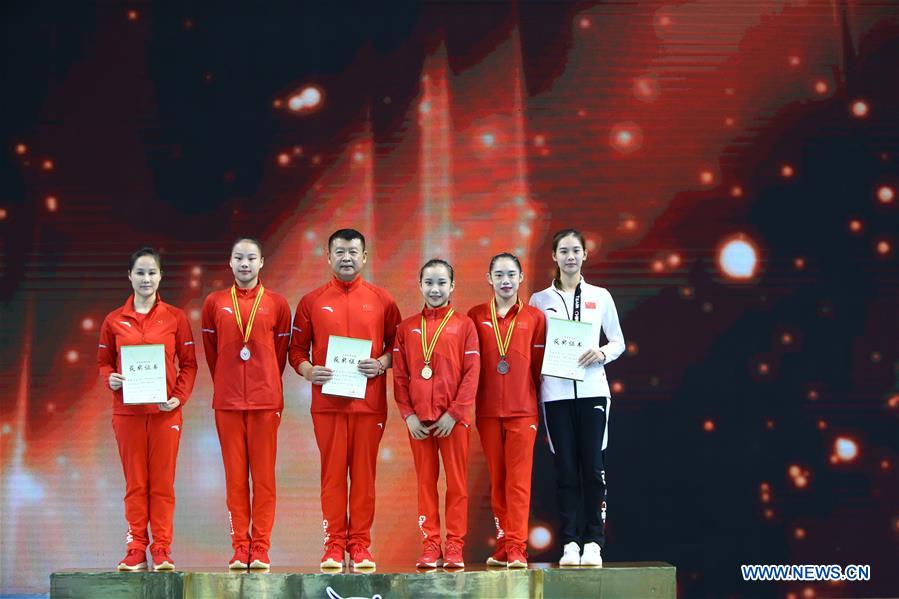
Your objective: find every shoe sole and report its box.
[117,563,147,571]
[351,559,376,569]
[249,560,270,569]
[559,560,581,567]
[229,561,248,570]
[417,559,443,568]
[443,561,465,569]
[320,558,343,569]
[580,562,603,567]
[508,560,527,568]
[486,557,507,566]
[153,562,175,571]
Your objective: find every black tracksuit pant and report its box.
[543,396,608,547]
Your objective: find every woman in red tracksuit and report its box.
[467,253,546,568]
[97,247,197,571]
[393,259,480,569]
[201,237,292,570]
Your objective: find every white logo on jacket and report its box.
[119,321,132,328]
[171,425,180,432]
[322,306,334,313]
[481,321,494,328]
[221,307,233,314]
[412,328,422,335]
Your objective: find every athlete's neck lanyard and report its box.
[554,283,582,322]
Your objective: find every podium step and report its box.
[51,562,676,599]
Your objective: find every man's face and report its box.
[329,238,366,281]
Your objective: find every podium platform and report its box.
[51,562,676,598]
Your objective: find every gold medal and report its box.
[231,284,265,361]
[420,307,455,380]
[490,298,522,376]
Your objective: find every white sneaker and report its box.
[581,542,603,567]
[559,542,580,566]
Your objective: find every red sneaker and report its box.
[486,539,507,566]
[507,545,528,568]
[443,540,464,569]
[249,544,270,569]
[117,548,147,571]
[229,545,250,570]
[150,548,175,571]
[320,544,344,569]
[348,545,376,569]
[416,541,442,568]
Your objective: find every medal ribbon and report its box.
[231,284,265,346]
[421,307,455,365]
[490,298,522,359]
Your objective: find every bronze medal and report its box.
[497,358,510,375]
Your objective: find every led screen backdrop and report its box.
[1,2,897,596]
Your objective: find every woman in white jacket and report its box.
[529,229,625,568]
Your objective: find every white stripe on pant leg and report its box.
[541,401,555,455]
[602,398,611,451]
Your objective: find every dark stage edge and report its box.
[51,562,675,598]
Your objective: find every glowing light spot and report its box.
[788,55,801,67]
[794,475,808,488]
[519,224,532,237]
[353,151,365,163]
[189,279,200,289]
[42,159,54,171]
[703,419,715,432]
[817,420,826,430]
[834,437,858,462]
[288,86,323,113]
[766,419,775,430]
[622,218,638,232]
[851,100,868,117]
[881,459,891,470]
[788,465,801,478]
[577,109,587,117]
[65,350,78,363]
[679,286,694,299]
[627,342,638,355]
[191,266,202,277]
[651,260,664,273]
[609,122,642,154]
[276,153,290,166]
[814,80,828,94]
[699,170,715,185]
[780,164,794,178]
[189,309,201,321]
[724,87,735,96]
[15,143,27,155]
[418,100,431,114]
[272,99,282,108]
[876,240,891,255]
[657,14,672,27]
[848,219,862,233]
[529,525,552,550]
[724,117,735,127]
[764,509,774,520]
[877,186,895,204]
[701,302,713,313]
[127,10,138,21]
[45,196,58,212]
[481,133,495,148]
[634,76,660,103]
[579,17,590,29]
[793,257,806,269]
[611,381,624,394]
[533,134,546,148]
[47,402,55,413]
[81,318,94,331]
[870,351,881,363]
[760,482,770,492]
[803,586,815,598]
[781,333,793,345]
[730,186,743,198]
[667,253,682,268]
[717,236,759,280]
[0,208,7,221]
[887,394,899,409]
[794,527,806,540]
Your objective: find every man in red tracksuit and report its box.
[201,237,292,570]
[289,229,401,570]
[393,259,480,569]
[467,253,547,568]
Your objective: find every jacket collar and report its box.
[122,293,161,319]
[233,278,264,298]
[330,274,363,292]
[493,297,522,319]
[422,303,453,319]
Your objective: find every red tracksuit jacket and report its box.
[201,282,292,410]
[392,305,480,425]
[467,301,546,418]
[289,275,402,415]
[98,295,198,415]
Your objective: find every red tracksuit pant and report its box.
[408,423,470,547]
[312,412,386,550]
[112,410,183,552]
[477,416,538,552]
[214,409,281,550]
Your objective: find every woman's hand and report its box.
[109,373,125,391]
[357,358,384,379]
[578,348,606,368]
[158,397,181,412]
[405,414,431,440]
[431,412,457,438]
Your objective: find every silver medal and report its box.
[240,345,251,361]
[497,358,510,375]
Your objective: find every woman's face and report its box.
[230,240,264,286]
[487,257,522,302]
[420,265,455,308]
[129,256,161,300]
[553,235,586,277]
